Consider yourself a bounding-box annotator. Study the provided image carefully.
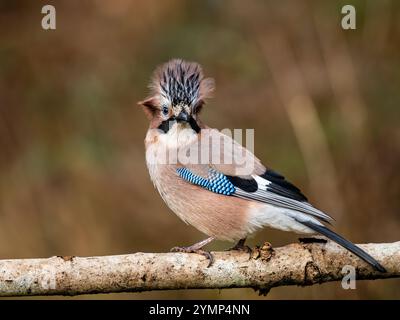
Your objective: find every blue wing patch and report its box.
[176,167,236,195]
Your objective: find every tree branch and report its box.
[0,241,399,296]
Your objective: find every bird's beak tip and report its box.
[176,112,189,122]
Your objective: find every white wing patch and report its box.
[233,174,334,223]
[252,175,271,187]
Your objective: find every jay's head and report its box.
[139,59,214,133]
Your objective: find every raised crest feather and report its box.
[150,59,214,108]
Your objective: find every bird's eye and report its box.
[162,106,169,116]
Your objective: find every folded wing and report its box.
[177,128,333,223]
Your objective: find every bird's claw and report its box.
[170,246,214,267]
[226,244,252,254]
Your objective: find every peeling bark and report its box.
[0,241,399,297]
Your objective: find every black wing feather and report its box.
[226,175,258,192]
[261,169,308,202]
[298,220,386,272]
[227,169,333,223]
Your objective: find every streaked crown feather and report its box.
[150,59,214,108]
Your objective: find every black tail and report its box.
[299,220,386,273]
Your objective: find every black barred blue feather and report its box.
[176,168,235,196]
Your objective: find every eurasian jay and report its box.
[138,59,385,272]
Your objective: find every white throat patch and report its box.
[158,121,198,150]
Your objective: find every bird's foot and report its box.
[170,246,214,267]
[226,242,252,254]
[225,238,252,261]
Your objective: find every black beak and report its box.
[175,111,189,122]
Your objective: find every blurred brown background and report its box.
[0,0,399,299]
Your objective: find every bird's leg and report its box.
[170,237,215,267]
[226,238,252,253]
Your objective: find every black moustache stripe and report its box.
[158,121,171,133]
[188,117,201,133]
[158,117,201,134]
